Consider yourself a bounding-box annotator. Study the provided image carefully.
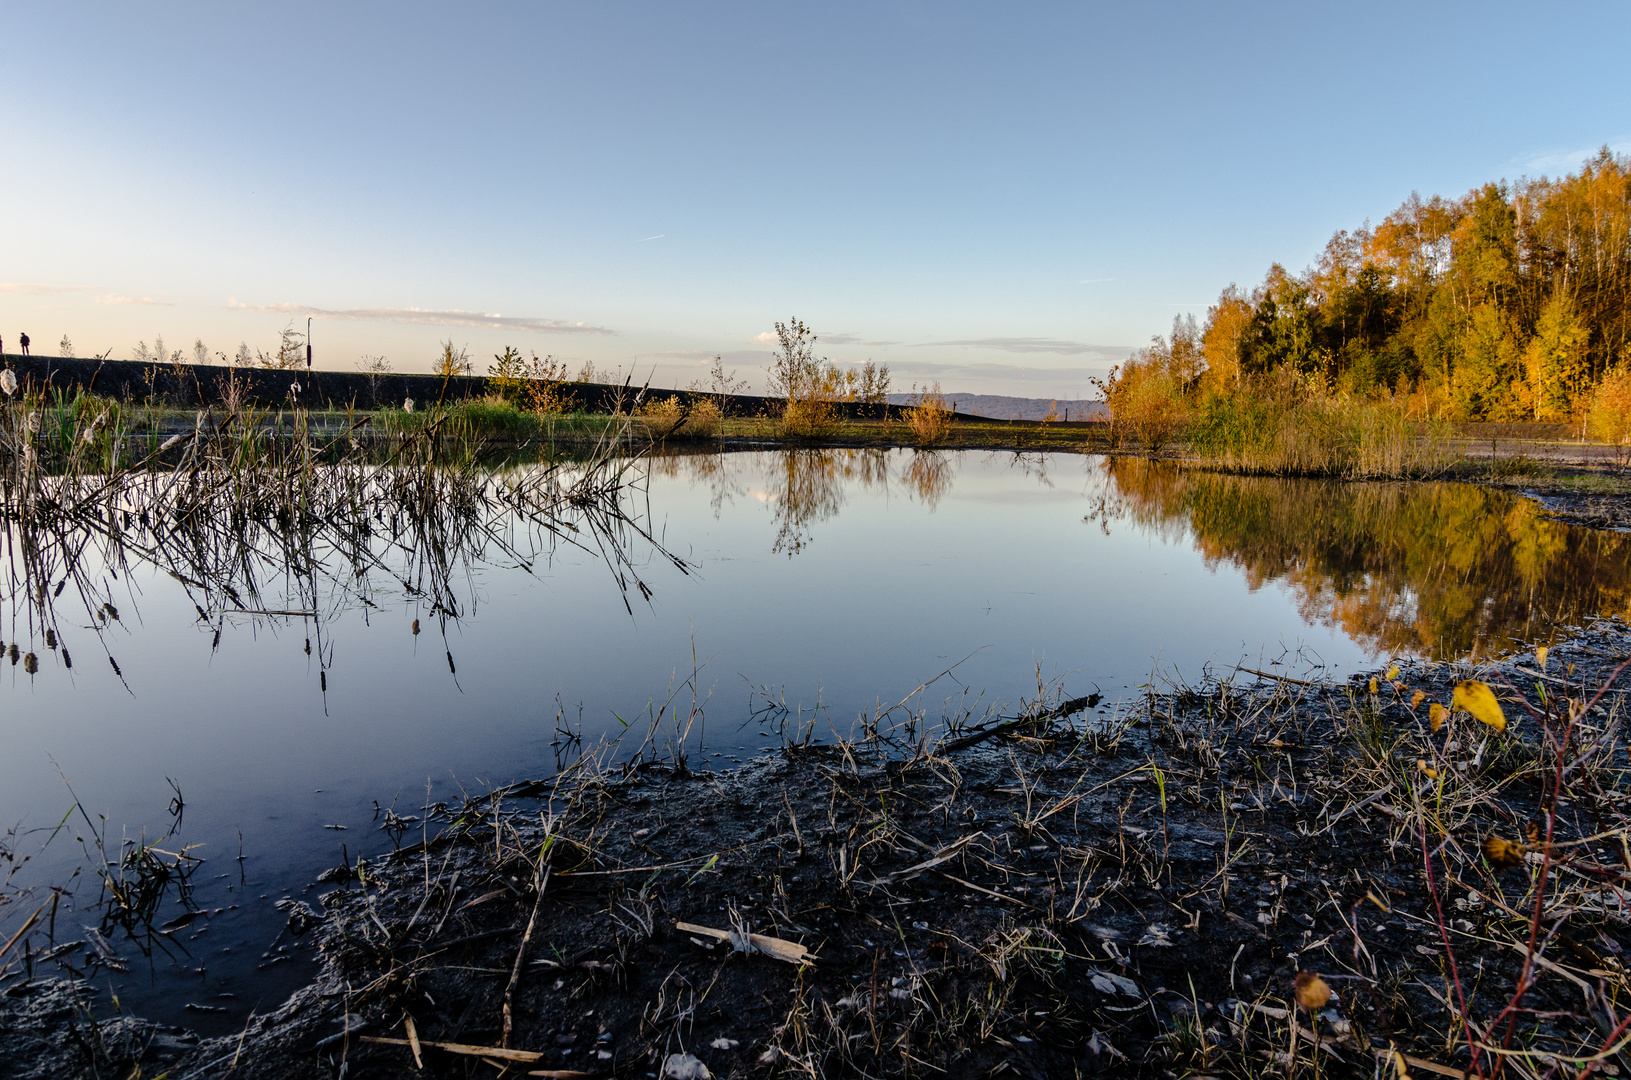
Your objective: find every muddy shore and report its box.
[6,620,1630,1079]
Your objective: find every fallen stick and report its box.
[675,920,814,964]
[1235,667,1328,688]
[361,1035,546,1063]
[939,694,1101,754]
[860,832,984,887]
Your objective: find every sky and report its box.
[2,2,1628,399]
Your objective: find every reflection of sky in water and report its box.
[7,448,1605,1028]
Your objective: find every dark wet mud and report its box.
[8,625,1631,1079]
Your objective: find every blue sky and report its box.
[3,2,1627,397]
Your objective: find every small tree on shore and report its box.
[435,340,472,378]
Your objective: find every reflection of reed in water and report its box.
[0,390,684,689]
[1098,457,1631,659]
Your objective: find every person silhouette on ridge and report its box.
[18,332,29,356]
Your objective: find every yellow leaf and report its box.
[1368,677,1379,694]
[1410,689,1427,708]
[1453,680,1507,731]
[1386,664,1400,681]
[1535,646,1547,671]
[1416,759,1439,779]
[1293,970,1331,1011]
[1429,703,1447,731]
[1481,835,1526,871]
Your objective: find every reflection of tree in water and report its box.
[992,451,1056,490]
[1099,458,1631,659]
[903,451,952,510]
[647,449,747,519]
[767,448,890,556]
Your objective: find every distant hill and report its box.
[887,393,1107,422]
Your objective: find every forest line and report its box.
[1109,147,1631,439]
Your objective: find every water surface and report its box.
[4,449,1626,1028]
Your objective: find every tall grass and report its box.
[1186,388,1456,478]
[0,382,683,685]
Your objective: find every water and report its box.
[3,448,1627,1029]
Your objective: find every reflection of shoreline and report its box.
[650,448,954,556]
[1099,458,1631,660]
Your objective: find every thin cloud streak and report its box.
[1516,141,1631,176]
[0,282,103,295]
[228,301,613,335]
[96,294,172,306]
[918,337,1129,358]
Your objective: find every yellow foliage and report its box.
[1481,834,1527,871]
[1587,363,1631,445]
[1292,971,1330,1011]
[1452,680,1506,730]
[687,397,722,437]
[781,396,839,437]
[905,382,953,445]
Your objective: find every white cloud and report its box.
[96,294,172,306]
[1516,141,1631,176]
[228,301,613,335]
[747,331,778,345]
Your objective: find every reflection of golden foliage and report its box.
[902,451,952,510]
[1100,457,1631,660]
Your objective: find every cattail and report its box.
[411,618,420,636]
[44,628,55,650]
[7,643,16,664]
[1293,970,1331,1011]
[404,398,415,413]
[304,638,311,656]
[22,652,37,675]
[320,671,327,692]
[0,369,16,396]
[61,649,71,669]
